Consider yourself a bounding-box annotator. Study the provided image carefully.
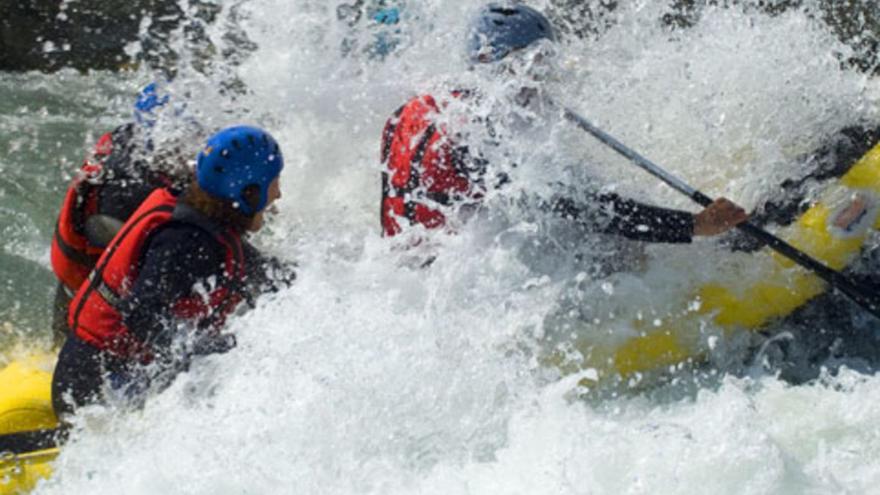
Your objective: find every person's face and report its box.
[475,39,559,111]
[491,39,559,84]
[248,177,282,232]
[266,177,282,206]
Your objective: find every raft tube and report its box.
[0,356,58,495]
[551,141,880,386]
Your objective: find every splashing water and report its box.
[0,0,878,493]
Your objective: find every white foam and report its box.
[30,1,880,493]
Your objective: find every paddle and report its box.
[562,107,880,320]
[0,428,66,456]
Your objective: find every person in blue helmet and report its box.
[50,82,203,344]
[380,3,748,270]
[52,125,294,416]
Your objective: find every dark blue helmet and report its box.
[133,82,171,128]
[196,126,284,216]
[467,3,556,64]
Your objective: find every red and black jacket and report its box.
[68,188,247,361]
[380,92,698,244]
[51,130,116,291]
[51,124,178,292]
[380,93,484,236]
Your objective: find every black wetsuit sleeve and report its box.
[551,192,695,243]
[119,223,227,358]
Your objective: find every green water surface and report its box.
[0,71,138,348]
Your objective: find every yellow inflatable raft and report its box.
[3,143,880,493]
[552,141,880,386]
[0,356,58,495]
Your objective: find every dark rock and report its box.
[822,0,880,74]
[4,0,880,76]
[547,0,619,40]
[549,0,880,76]
[0,0,221,73]
[665,0,880,75]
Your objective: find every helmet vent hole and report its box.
[247,134,256,146]
[231,139,241,149]
[491,7,517,16]
[214,166,224,173]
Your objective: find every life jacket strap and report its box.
[53,222,100,267]
[88,271,124,311]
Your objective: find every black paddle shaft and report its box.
[563,107,880,320]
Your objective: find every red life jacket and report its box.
[67,188,247,360]
[380,93,481,236]
[51,131,115,291]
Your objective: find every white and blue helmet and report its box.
[467,3,556,64]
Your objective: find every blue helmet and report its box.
[133,82,171,128]
[467,3,556,64]
[196,126,284,216]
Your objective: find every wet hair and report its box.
[180,179,262,232]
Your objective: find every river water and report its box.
[2,1,880,493]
